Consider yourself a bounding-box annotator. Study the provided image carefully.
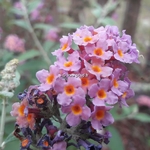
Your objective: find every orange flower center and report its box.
[64,61,73,67]
[84,36,92,42]
[118,49,123,57]
[94,48,103,56]
[96,110,105,120]
[62,43,68,50]
[81,77,89,87]
[113,78,119,88]
[21,139,29,147]
[122,92,127,98]
[64,85,75,96]
[18,104,25,116]
[92,65,101,72]
[43,141,49,147]
[97,89,107,99]
[71,104,82,115]
[27,113,34,122]
[46,74,54,84]
[37,98,44,104]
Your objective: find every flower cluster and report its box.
[11,25,139,150]
[4,34,25,53]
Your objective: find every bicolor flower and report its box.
[114,41,139,63]
[119,77,134,107]
[54,51,81,72]
[85,39,113,60]
[91,106,114,130]
[72,26,99,46]
[60,34,72,52]
[88,79,118,106]
[61,95,91,126]
[36,65,60,91]
[111,68,128,96]
[10,99,36,129]
[54,77,85,106]
[84,58,113,80]
[79,68,97,92]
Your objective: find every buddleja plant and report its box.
[0,59,20,149]
[10,25,139,150]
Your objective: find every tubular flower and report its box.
[11,25,139,150]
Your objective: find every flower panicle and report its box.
[10,25,139,150]
[0,59,20,97]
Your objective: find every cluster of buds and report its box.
[0,59,19,98]
[11,25,139,150]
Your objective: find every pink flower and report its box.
[10,99,35,129]
[111,68,128,96]
[45,29,59,42]
[30,1,44,20]
[54,77,84,106]
[136,95,150,108]
[118,77,134,107]
[88,79,118,106]
[72,26,100,46]
[36,65,60,91]
[79,68,97,92]
[61,95,91,126]
[54,51,81,72]
[60,34,72,52]
[4,34,25,52]
[52,141,67,150]
[85,39,113,60]
[84,58,113,80]
[91,106,114,130]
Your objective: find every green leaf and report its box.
[3,132,17,145]
[59,23,81,29]
[0,91,14,98]
[91,3,102,18]
[43,41,56,52]
[129,113,150,122]
[98,17,116,25]
[34,23,54,30]
[16,50,40,62]
[10,20,29,30]
[103,0,119,16]
[4,139,20,150]
[9,8,23,16]
[108,126,125,150]
[27,0,41,13]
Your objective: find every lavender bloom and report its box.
[10,25,139,150]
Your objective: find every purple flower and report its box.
[84,58,113,80]
[88,79,118,106]
[61,95,91,126]
[4,34,25,52]
[45,29,59,42]
[52,141,67,150]
[85,39,113,60]
[54,77,85,106]
[72,26,100,46]
[91,106,114,130]
[54,51,81,72]
[111,68,128,96]
[119,77,134,107]
[36,65,60,91]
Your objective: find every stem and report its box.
[21,0,51,65]
[0,98,7,148]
